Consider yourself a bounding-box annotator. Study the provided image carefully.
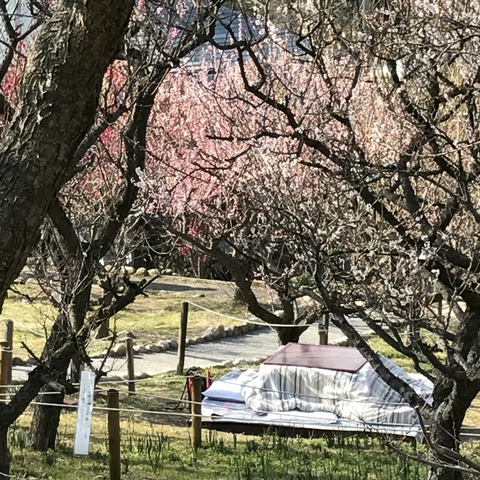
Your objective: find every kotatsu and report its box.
[202,343,433,440]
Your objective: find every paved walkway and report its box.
[12,318,370,382]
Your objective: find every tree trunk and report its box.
[428,409,463,480]
[30,387,65,451]
[426,378,478,480]
[275,326,304,345]
[0,360,70,478]
[30,312,76,451]
[96,290,115,339]
[0,426,9,478]
[0,0,133,310]
[97,318,110,339]
[30,65,169,446]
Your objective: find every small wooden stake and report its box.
[191,376,202,451]
[437,295,443,323]
[107,389,121,480]
[126,338,135,396]
[176,301,189,374]
[0,319,13,403]
[318,312,329,345]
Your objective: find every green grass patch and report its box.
[9,418,429,480]
[367,337,416,371]
[3,284,56,358]
[367,337,436,373]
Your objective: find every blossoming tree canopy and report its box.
[137,4,480,475]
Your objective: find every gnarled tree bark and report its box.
[0,0,133,312]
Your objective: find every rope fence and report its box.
[187,300,316,328]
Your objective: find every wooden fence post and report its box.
[318,312,329,345]
[0,319,13,403]
[107,389,121,480]
[176,301,189,375]
[191,376,202,451]
[126,338,135,396]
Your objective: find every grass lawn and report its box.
[10,426,432,480]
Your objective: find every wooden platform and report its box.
[202,420,480,443]
[201,419,419,442]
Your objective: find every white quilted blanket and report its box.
[242,355,432,426]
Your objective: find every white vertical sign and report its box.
[74,370,96,455]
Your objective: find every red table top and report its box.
[263,343,367,373]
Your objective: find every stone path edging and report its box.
[92,321,269,359]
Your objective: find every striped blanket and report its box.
[241,355,432,426]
